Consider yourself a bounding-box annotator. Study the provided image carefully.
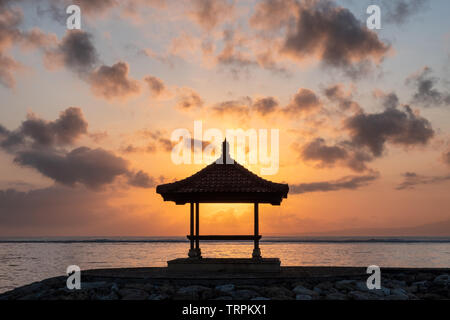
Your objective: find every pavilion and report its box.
[156,140,289,265]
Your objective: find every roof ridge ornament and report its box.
[221,139,232,165]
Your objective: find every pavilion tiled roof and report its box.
[156,140,289,205]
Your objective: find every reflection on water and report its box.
[0,241,449,293]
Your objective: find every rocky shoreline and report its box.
[1,268,448,300]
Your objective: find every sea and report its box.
[0,236,449,293]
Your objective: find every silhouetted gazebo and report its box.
[156,140,289,259]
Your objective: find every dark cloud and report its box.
[189,0,234,30]
[381,92,400,109]
[291,173,379,194]
[89,61,141,100]
[324,84,361,112]
[45,30,99,74]
[127,170,156,188]
[381,0,429,25]
[345,105,434,157]
[297,138,373,172]
[212,97,251,117]
[176,88,204,110]
[406,67,450,107]
[21,107,88,146]
[253,97,279,115]
[0,108,154,189]
[396,172,450,190]
[284,88,322,115]
[14,147,129,189]
[0,107,87,151]
[144,75,166,97]
[282,0,389,76]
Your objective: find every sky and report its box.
[0,0,449,237]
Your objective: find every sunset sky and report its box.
[1,0,450,237]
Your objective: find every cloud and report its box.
[0,5,56,87]
[0,53,22,88]
[282,0,390,76]
[290,173,379,194]
[250,0,298,31]
[127,170,156,188]
[284,88,322,115]
[44,30,99,74]
[396,172,450,190]
[443,150,450,167]
[144,75,167,97]
[13,147,129,189]
[212,97,251,117]
[175,88,204,110]
[188,0,234,30]
[0,185,117,228]
[345,105,434,157]
[381,0,429,25]
[89,61,141,100]
[324,83,361,112]
[406,66,450,107]
[0,107,88,151]
[0,108,154,189]
[253,97,279,115]
[296,138,373,172]
[21,107,88,146]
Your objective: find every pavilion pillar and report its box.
[195,202,201,258]
[252,202,262,259]
[188,202,196,258]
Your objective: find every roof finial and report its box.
[222,139,227,164]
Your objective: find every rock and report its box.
[412,281,429,293]
[371,287,391,297]
[175,285,211,300]
[315,281,333,291]
[96,292,119,300]
[262,286,294,298]
[390,280,407,287]
[385,294,409,300]
[349,291,370,300]
[335,280,356,291]
[148,293,169,300]
[119,288,149,300]
[355,281,369,292]
[232,290,259,300]
[214,296,233,300]
[295,294,312,300]
[325,292,348,300]
[111,283,119,293]
[292,285,317,296]
[251,297,270,300]
[415,273,434,281]
[159,284,175,295]
[215,284,235,294]
[81,281,109,290]
[235,285,261,292]
[391,288,408,296]
[433,274,449,286]
[405,285,418,293]
[422,293,443,300]
[313,287,322,295]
